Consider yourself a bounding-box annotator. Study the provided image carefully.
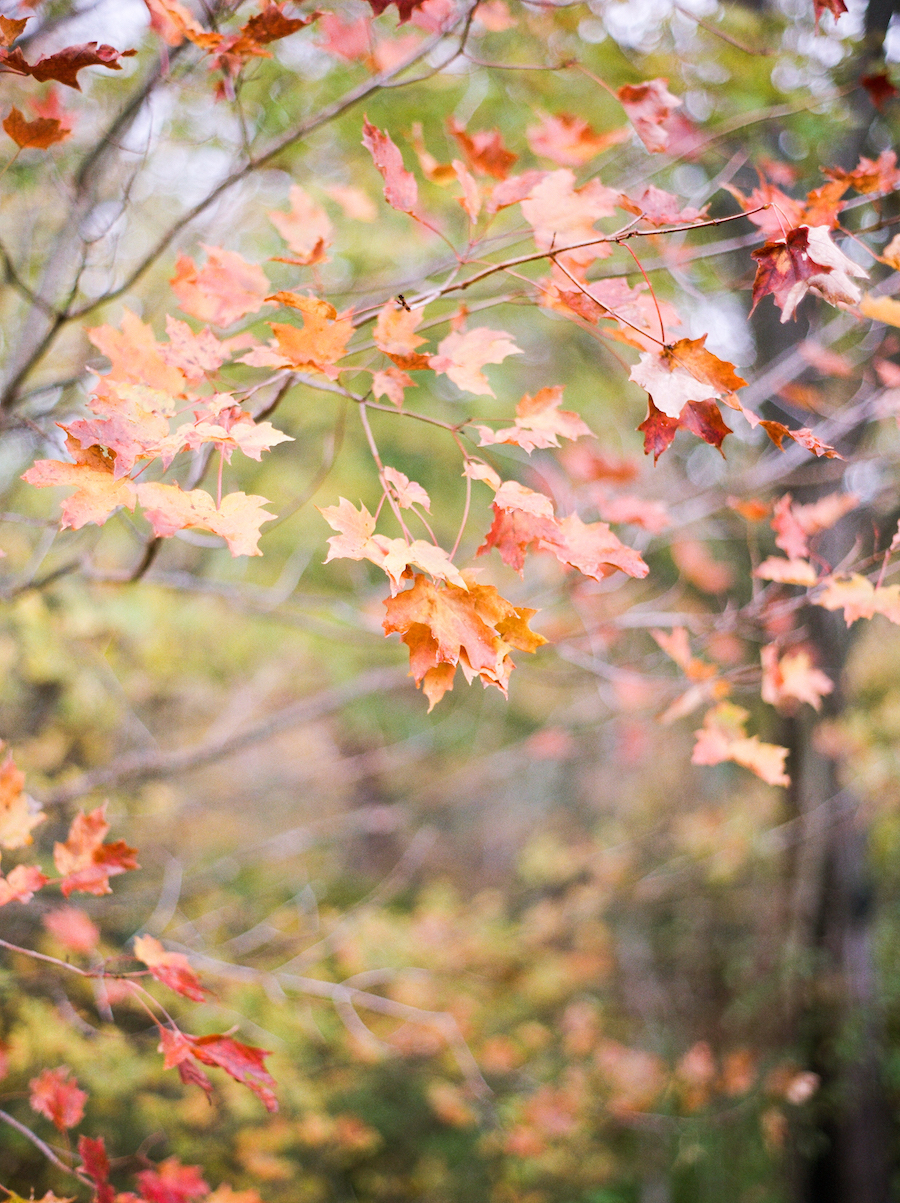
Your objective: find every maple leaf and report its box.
[429,326,521,396]
[618,185,706,227]
[136,1158,209,1203]
[630,336,746,420]
[672,538,733,593]
[860,71,899,110]
[171,245,269,327]
[383,574,546,708]
[53,805,139,898]
[372,367,414,407]
[242,3,315,45]
[181,402,293,463]
[755,557,818,587]
[364,0,429,24]
[521,169,618,273]
[0,742,45,849]
[318,12,372,60]
[0,864,48,907]
[160,1028,278,1111]
[0,42,136,90]
[373,301,427,356]
[761,645,833,711]
[751,225,867,322]
[246,294,352,379]
[815,574,900,625]
[447,116,517,179]
[29,1067,87,1131]
[362,118,418,214]
[486,169,547,215]
[637,400,678,462]
[493,480,555,517]
[22,435,138,530]
[770,491,858,560]
[137,482,276,556]
[160,315,232,381]
[78,1136,115,1203]
[813,0,847,26]
[475,386,592,452]
[44,907,100,954]
[526,111,629,167]
[383,466,430,510]
[824,150,900,195]
[326,183,377,221]
[134,934,208,1002]
[88,309,186,396]
[617,78,681,153]
[144,0,209,46]
[691,703,790,787]
[269,185,332,265]
[0,16,27,46]
[452,159,481,221]
[595,492,671,533]
[479,505,648,581]
[3,106,70,149]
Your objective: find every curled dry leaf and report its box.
[362,118,418,214]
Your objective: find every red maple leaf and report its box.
[813,0,847,27]
[751,224,867,321]
[447,116,517,179]
[136,1158,209,1203]
[362,118,419,214]
[0,42,136,90]
[617,78,681,153]
[79,1135,115,1203]
[134,935,208,1002]
[0,864,48,906]
[159,1027,278,1112]
[29,1067,88,1131]
[53,805,139,898]
[363,0,429,25]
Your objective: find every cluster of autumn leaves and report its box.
[0,737,279,1201]
[14,0,900,739]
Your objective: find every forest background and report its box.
[0,0,899,1201]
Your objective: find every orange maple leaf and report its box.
[137,483,276,557]
[475,385,592,452]
[29,1067,87,1131]
[691,702,790,787]
[3,106,70,148]
[527,111,629,168]
[171,245,269,327]
[429,326,521,396]
[22,435,138,530]
[0,742,45,849]
[383,574,547,708]
[521,169,618,273]
[269,185,332,265]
